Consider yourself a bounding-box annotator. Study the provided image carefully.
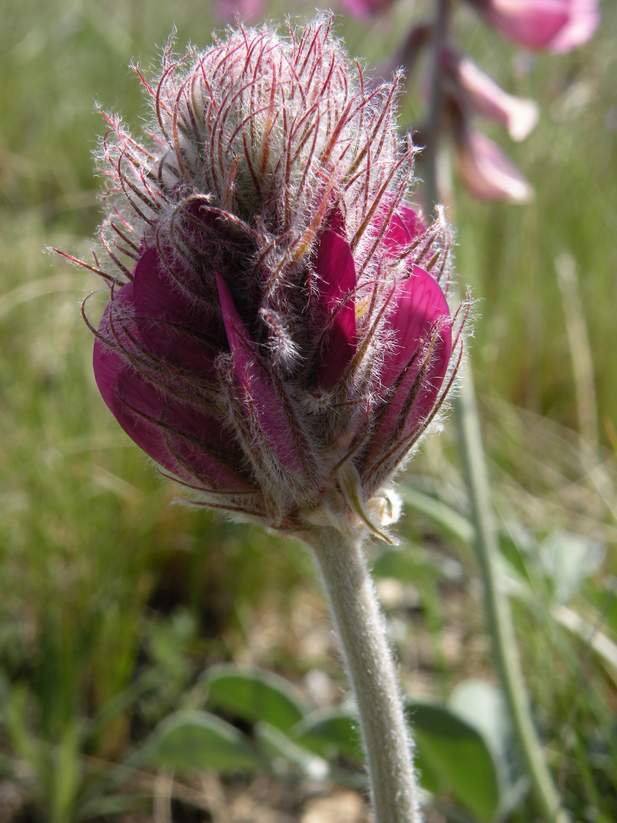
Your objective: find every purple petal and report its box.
[159,402,252,491]
[314,215,358,390]
[366,267,451,462]
[133,247,219,374]
[93,288,251,491]
[380,267,450,389]
[215,272,304,474]
[383,204,426,253]
[94,309,171,470]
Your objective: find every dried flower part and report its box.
[468,0,599,53]
[75,17,464,531]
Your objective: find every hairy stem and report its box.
[306,526,421,823]
[423,1,568,820]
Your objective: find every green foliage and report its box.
[294,708,362,763]
[142,710,264,774]
[409,702,501,822]
[204,665,308,732]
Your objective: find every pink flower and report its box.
[341,0,396,18]
[468,0,599,52]
[444,49,539,141]
[454,125,533,202]
[72,19,462,530]
[214,0,264,23]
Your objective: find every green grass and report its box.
[1,1,615,820]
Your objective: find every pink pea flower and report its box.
[214,0,264,23]
[468,0,599,52]
[68,18,463,531]
[443,48,539,141]
[454,124,533,202]
[341,0,397,18]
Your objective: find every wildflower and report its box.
[72,18,462,532]
[443,48,538,142]
[467,0,599,52]
[341,0,397,18]
[453,124,533,202]
[214,0,264,24]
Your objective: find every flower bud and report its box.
[75,18,463,532]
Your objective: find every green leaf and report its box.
[51,722,81,823]
[143,710,262,774]
[293,708,362,763]
[205,665,307,732]
[449,679,512,784]
[255,722,329,779]
[407,701,501,822]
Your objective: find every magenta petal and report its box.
[160,401,251,490]
[215,272,304,473]
[133,248,219,374]
[380,266,450,389]
[314,218,358,390]
[383,204,426,253]
[94,289,251,491]
[94,328,172,470]
[367,267,451,460]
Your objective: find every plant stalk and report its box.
[422,1,568,820]
[307,526,421,823]
[454,362,568,823]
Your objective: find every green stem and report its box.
[455,366,568,822]
[307,526,422,823]
[422,1,568,820]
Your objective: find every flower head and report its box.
[74,18,463,534]
[468,0,599,52]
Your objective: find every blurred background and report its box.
[0,0,615,820]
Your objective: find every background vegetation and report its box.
[1,0,615,820]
